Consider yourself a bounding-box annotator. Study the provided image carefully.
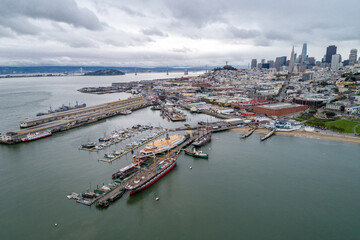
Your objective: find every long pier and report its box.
[241,128,256,139]
[0,97,148,144]
[260,129,276,141]
[98,131,166,163]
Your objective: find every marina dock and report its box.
[98,131,166,163]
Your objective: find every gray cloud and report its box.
[141,28,168,37]
[0,0,359,66]
[120,6,147,17]
[0,0,104,31]
[227,25,260,39]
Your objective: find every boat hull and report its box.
[129,161,176,196]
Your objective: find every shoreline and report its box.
[231,127,360,144]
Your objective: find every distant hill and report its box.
[84,69,125,76]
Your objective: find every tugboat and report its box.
[184,149,208,159]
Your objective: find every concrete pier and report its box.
[0,97,148,144]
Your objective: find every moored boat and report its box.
[140,133,186,156]
[125,151,179,195]
[21,130,52,142]
[104,153,115,159]
[112,156,145,179]
[192,132,211,147]
[119,110,132,115]
[184,149,208,158]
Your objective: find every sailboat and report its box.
[192,122,212,147]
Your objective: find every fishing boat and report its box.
[192,132,211,147]
[125,151,179,195]
[140,133,186,156]
[184,149,208,158]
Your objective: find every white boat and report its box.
[21,130,52,142]
[104,153,115,159]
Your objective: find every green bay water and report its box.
[1,73,360,239]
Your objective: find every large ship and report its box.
[21,130,52,142]
[192,132,211,147]
[140,133,186,156]
[36,101,86,116]
[125,151,179,195]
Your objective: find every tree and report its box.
[325,111,336,118]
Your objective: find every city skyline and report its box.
[0,0,359,67]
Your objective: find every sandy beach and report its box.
[231,127,360,144]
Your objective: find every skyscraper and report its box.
[251,59,257,69]
[331,54,340,71]
[349,49,358,66]
[325,45,337,63]
[275,56,286,71]
[289,46,295,73]
[267,60,275,69]
[299,43,307,63]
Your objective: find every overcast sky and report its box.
[0,0,359,67]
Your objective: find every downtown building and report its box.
[349,49,358,66]
[325,45,337,63]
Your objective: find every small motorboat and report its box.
[104,153,115,159]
